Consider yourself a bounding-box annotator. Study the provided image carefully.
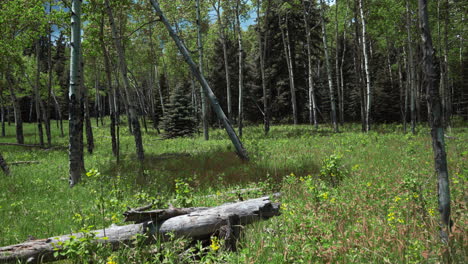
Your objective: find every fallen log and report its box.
[123,206,209,223]
[9,161,40,166]
[0,152,9,175]
[0,196,280,263]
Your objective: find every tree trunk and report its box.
[34,41,44,147]
[68,0,84,187]
[320,0,338,132]
[0,152,10,175]
[80,55,94,155]
[236,0,244,137]
[406,0,416,134]
[45,9,53,148]
[279,14,298,125]
[358,0,371,132]
[196,0,209,140]
[335,0,342,125]
[0,196,279,263]
[213,1,232,122]
[418,0,452,242]
[149,0,249,161]
[1,100,5,137]
[258,0,271,134]
[302,0,318,128]
[105,0,144,161]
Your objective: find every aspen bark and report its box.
[149,0,249,161]
[358,0,371,132]
[258,0,271,134]
[68,0,84,187]
[236,0,244,137]
[406,0,416,134]
[302,0,318,128]
[279,14,298,125]
[320,0,338,132]
[35,40,44,147]
[418,0,452,242]
[105,0,144,161]
[196,0,209,140]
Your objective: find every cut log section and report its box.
[0,196,280,263]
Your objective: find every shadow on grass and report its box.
[103,150,319,193]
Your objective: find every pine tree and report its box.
[162,82,196,138]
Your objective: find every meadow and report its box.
[0,120,466,263]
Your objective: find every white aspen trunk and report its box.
[149,0,249,161]
[302,0,318,128]
[68,0,84,187]
[320,0,338,132]
[358,0,371,132]
[279,14,298,125]
[35,40,44,147]
[236,0,244,137]
[197,0,209,140]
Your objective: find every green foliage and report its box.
[0,122,467,263]
[319,153,347,187]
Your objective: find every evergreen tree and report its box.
[162,81,196,138]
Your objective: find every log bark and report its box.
[0,152,9,175]
[0,196,279,263]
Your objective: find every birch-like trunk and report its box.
[358,0,371,132]
[320,0,338,132]
[68,0,84,187]
[279,14,298,125]
[236,0,244,137]
[149,0,249,161]
[406,0,416,134]
[35,40,44,147]
[418,0,452,242]
[302,0,318,128]
[197,0,209,140]
[213,0,232,121]
[105,0,144,161]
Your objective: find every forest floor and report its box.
[0,120,466,263]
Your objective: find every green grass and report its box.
[0,120,466,263]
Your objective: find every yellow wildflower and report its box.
[210,237,220,251]
[107,256,117,264]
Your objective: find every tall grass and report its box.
[0,120,466,263]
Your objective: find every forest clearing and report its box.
[1,0,467,263]
[0,122,466,263]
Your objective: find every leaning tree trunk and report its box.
[236,0,244,137]
[68,0,84,187]
[0,152,10,175]
[149,0,249,161]
[320,0,338,132]
[196,0,209,140]
[105,0,144,161]
[418,0,452,242]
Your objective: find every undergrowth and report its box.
[0,120,466,263]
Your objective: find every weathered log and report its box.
[0,152,9,175]
[9,161,40,166]
[0,196,280,263]
[124,206,209,223]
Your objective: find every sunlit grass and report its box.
[0,119,466,263]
